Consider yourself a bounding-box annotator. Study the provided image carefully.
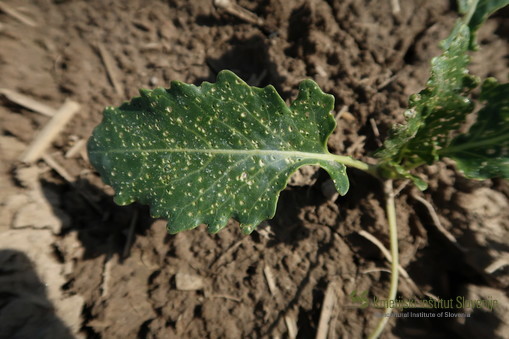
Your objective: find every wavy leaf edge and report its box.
[88,70,349,234]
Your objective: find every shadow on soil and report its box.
[0,249,74,339]
[40,178,154,262]
[198,35,288,97]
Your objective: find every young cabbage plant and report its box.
[87,1,509,337]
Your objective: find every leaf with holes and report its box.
[442,78,509,179]
[375,23,478,181]
[374,4,482,188]
[87,70,350,234]
[375,0,509,187]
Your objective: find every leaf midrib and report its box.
[90,148,336,161]
[441,132,509,155]
[89,147,376,173]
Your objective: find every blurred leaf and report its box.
[88,70,348,234]
[457,0,473,14]
[375,0,509,186]
[375,23,478,185]
[463,0,509,49]
[443,78,509,179]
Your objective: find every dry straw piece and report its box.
[19,100,81,163]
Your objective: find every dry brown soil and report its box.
[1,1,508,338]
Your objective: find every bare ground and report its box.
[0,0,508,338]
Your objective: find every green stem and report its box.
[330,154,380,178]
[368,180,399,339]
[464,0,479,24]
[333,157,400,338]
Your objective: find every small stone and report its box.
[175,272,205,291]
[149,76,158,86]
